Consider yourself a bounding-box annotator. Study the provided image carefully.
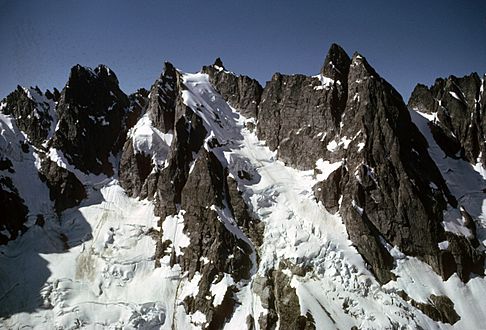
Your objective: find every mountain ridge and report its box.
[1,43,486,329]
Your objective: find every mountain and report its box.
[1,44,485,329]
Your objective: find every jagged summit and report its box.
[320,43,351,82]
[161,61,177,79]
[213,57,225,70]
[54,63,130,175]
[409,71,486,166]
[1,45,486,329]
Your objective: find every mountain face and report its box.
[1,45,486,329]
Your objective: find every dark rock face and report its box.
[119,141,152,198]
[119,63,180,199]
[411,294,460,325]
[153,104,207,216]
[0,176,28,244]
[126,88,148,130]
[38,158,86,214]
[53,64,130,175]
[147,62,178,133]
[253,264,316,330]
[338,53,458,282]
[409,73,486,165]
[2,86,54,147]
[257,46,349,169]
[320,43,352,83]
[118,89,150,197]
[443,232,484,282]
[177,150,254,329]
[202,59,263,118]
[227,176,264,247]
[257,46,480,283]
[118,65,261,328]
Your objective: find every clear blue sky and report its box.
[1,0,485,101]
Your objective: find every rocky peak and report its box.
[146,61,179,133]
[348,52,379,81]
[408,72,485,165]
[213,57,225,70]
[44,87,61,102]
[256,43,483,283]
[93,64,119,85]
[320,43,351,82]
[1,86,55,147]
[53,64,129,175]
[257,43,352,169]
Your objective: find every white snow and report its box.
[340,136,352,149]
[438,240,449,250]
[326,140,338,152]
[315,158,342,181]
[0,182,181,329]
[326,136,352,152]
[162,210,190,256]
[351,200,364,216]
[4,70,486,329]
[130,113,173,167]
[0,113,54,223]
[449,91,462,101]
[210,273,234,307]
[312,74,338,90]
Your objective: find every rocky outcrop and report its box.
[257,45,481,283]
[408,73,486,165]
[227,176,264,247]
[411,294,460,325]
[176,150,254,329]
[119,63,181,199]
[0,176,28,244]
[118,64,262,328]
[202,58,263,118]
[147,62,178,133]
[1,86,55,147]
[253,264,316,330]
[38,158,86,214]
[126,88,148,131]
[53,64,130,175]
[257,44,349,169]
